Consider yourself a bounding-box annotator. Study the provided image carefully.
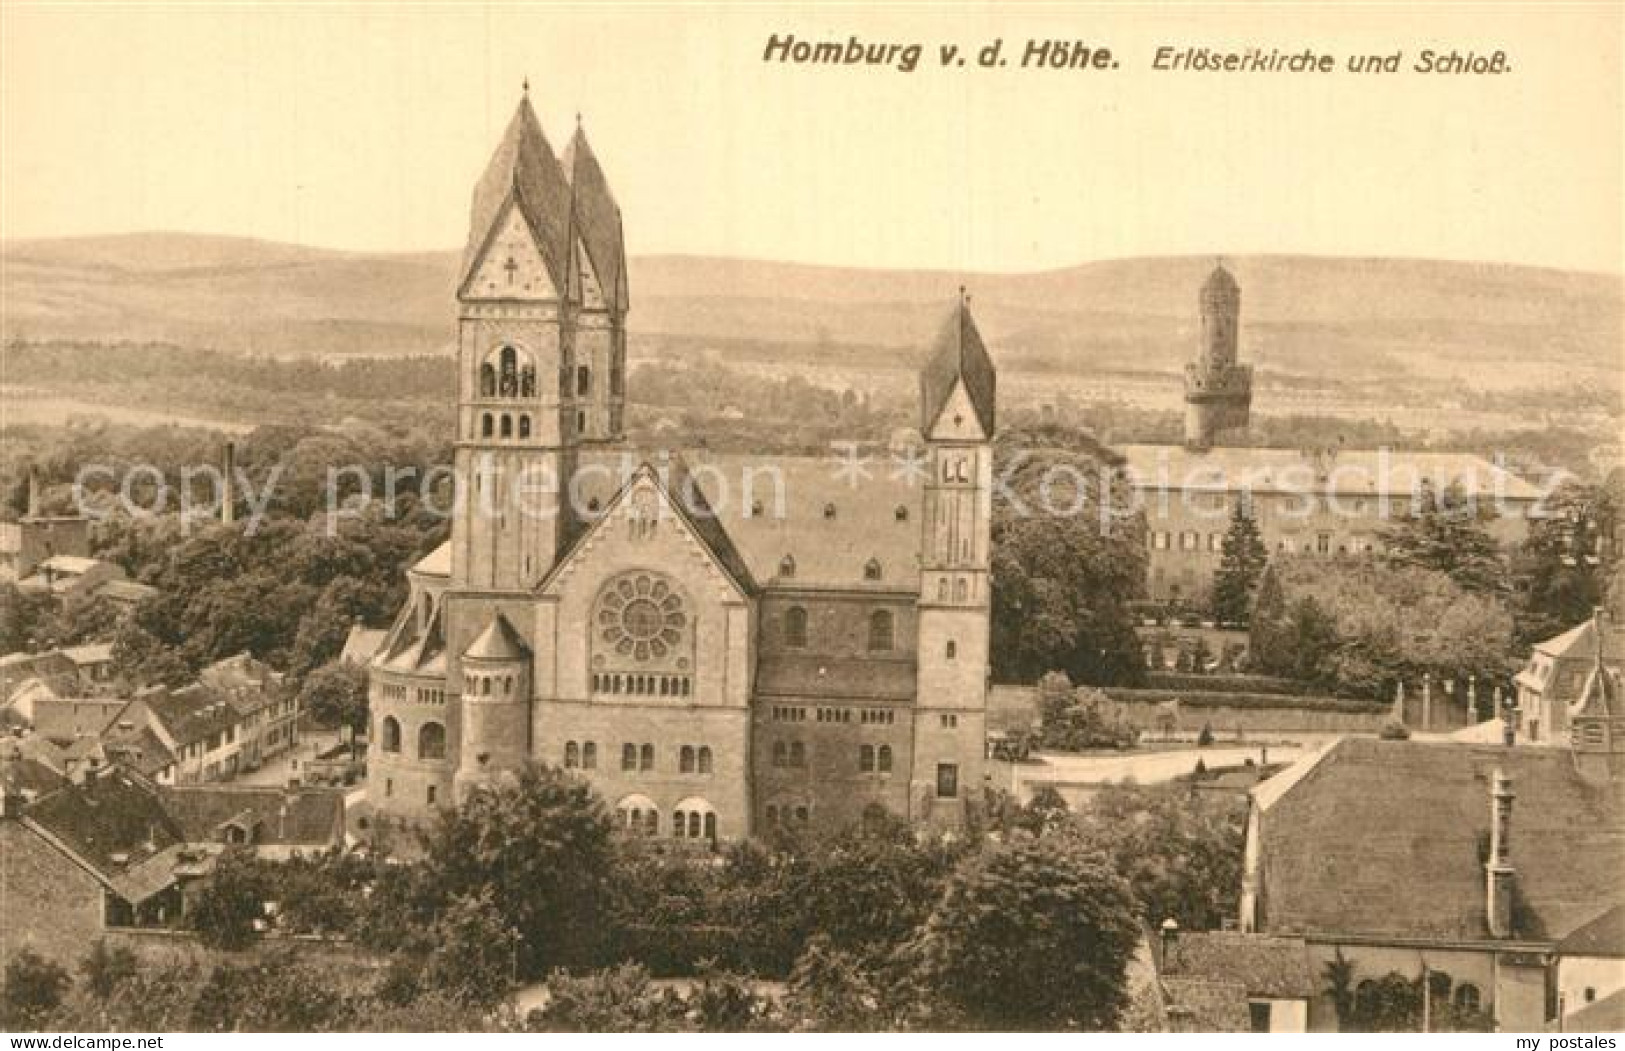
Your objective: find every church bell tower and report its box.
[913,293,996,825]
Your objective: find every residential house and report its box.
[1515,610,1624,745]
[1153,924,1313,1032]
[1239,723,1625,1030]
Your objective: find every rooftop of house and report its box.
[1159,930,1314,1000]
[1251,737,1625,943]
[140,685,246,749]
[1557,903,1625,958]
[20,766,185,884]
[1162,977,1252,1032]
[158,785,345,848]
[1563,988,1625,1033]
[340,625,389,666]
[1533,617,1625,664]
[101,722,177,778]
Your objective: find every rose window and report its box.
[597,573,687,662]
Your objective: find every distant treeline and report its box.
[3,340,453,401]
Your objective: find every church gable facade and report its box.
[367,93,995,840]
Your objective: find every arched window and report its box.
[577,366,591,396]
[583,742,597,770]
[622,743,637,771]
[481,413,494,438]
[859,744,875,772]
[418,722,446,761]
[789,741,806,768]
[784,606,808,648]
[704,812,716,840]
[687,811,701,838]
[480,363,496,397]
[794,806,809,824]
[946,640,957,660]
[680,746,696,774]
[499,346,519,396]
[1453,984,1481,1012]
[779,554,796,578]
[878,745,893,773]
[640,743,655,771]
[867,609,894,652]
[698,746,712,774]
[644,810,658,836]
[518,415,531,439]
[895,505,909,522]
[500,414,513,438]
[520,363,536,397]
[671,811,684,838]
[864,558,883,581]
[564,741,580,768]
[380,716,401,753]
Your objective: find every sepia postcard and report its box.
[0,2,1621,1040]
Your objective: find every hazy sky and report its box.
[3,4,1621,274]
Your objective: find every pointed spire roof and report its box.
[561,121,628,314]
[460,95,575,297]
[1202,261,1240,299]
[919,294,997,435]
[463,611,529,663]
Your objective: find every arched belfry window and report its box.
[380,716,401,753]
[864,558,883,581]
[480,362,497,398]
[518,415,531,439]
[499,346,519,396]
[500,414,513,438]
[779,554,796,578]
[481,413,494,438]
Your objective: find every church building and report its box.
[366,93,995,839]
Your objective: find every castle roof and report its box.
[919,298,997,435]
[1116,444,1545,502]
[561,123,627,314]
[463,611,529,663]
[460,96,575,299]
[1250,737,1625,943]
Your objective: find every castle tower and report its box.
[913,294,996,825]
[1183,263,1253,449]
[561,120,629,443]
[451,93,584,590]
[454,612,531,799]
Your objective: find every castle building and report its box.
[366,94,995,837]
[1123,265,1542,607]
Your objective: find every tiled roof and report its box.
[574,451,926,591]
[143,685,242,749]
[561,124,626,314]
[28,697,124,740]
[1161,931,1313,999]
[157,785,345,848]
[0,740,68,797]
[1536,619,1625,663]
[340,625,389,665]
[919,299,997,435]
[1162,978,1251,1032]
[1252,737,1625,942]
[1117,444,1545,502]
[1557,904,1625,958]
[460,96,574,297]
[1563,988,1625,1032]
[102,723,176,777]
[755,652,917,701]
[22,768,184,883]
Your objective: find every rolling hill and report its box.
[1,233,1619,394]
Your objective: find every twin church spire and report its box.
[460,94,626,314]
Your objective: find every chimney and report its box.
[25,465,40,519]
[221,442,236,525]
[1486,768,1516,938]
